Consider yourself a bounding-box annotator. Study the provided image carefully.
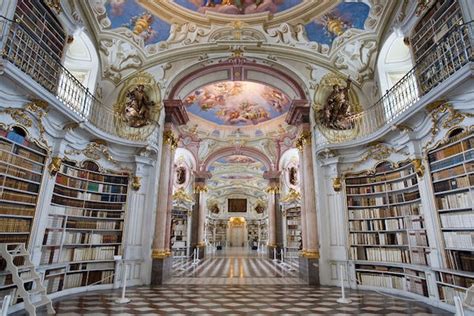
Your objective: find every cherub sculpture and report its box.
[319,78,355,130]
[123,84,155,128]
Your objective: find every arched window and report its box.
[64,30,99,94]
[377,32,415,120]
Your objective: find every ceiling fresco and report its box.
[173,0,303,15]
[105,0,171,45]
[183,81,291,126]
[305,2,370,45]
[217,155,258,164]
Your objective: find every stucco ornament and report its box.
[314,73,361,143]
[114,72,161,137]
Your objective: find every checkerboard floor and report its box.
[16,285,450,315]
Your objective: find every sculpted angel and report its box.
[123,84,155,128]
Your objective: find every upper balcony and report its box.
[0,12,472,145]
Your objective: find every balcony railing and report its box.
[0,15,472,143]
[0,16,157,142]
[341,20,473,143]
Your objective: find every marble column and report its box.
[151,127,177,285]
[193,171,211,258]
[286,100,319,285]
[265,175,280,259]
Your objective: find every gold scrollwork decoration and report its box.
[64,141,123,168]
[194,183,208,193]
[332,177,342,192]
[163,130,178,151]
[295,130,311,152]
[412,158,425,178]
[131,176,141,191]
[265,185,280,194]
[48,157,62,176]
[424,101,474,151]
[173,187,193,203]
[280,188,301,203]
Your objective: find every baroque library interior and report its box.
[0,0,473,315]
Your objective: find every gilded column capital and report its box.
[194,183,208,193]
[265,185,280,194]
[47,157,62,176]
[412,158,425,178]
[131,176,141,191]
[303,250,320,259]
[332,177,342,192]
[295,130,311,152]
[163,130,178,150]
[151,248,170,259]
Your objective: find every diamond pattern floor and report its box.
[16,285,450,315]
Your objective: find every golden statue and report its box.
[319,78,355,130]
[123,84,155,128]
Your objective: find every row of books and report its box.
[0,190,37,204]
[0,142,46,164]
[43,231,62,245]
[56,174,127,193]
[408,232,429,247]
[70,262,115,271]
[50,206,123,219]
[410,249,430,265]
[350,232,408,246]
[60,165,128,185]
[428,142,465,162]
[54,187,126,203]
[66,220,122,230]
[52,195,125,210]
[0,151,44,173]
[47,216,64,228]
[430,153,467,172]
[440,212,474,228]
[286,230,301,236]
[349,218,405,231]
[436,192,472,210]
[346,178,418,195]
[443,231,473,249]
[0,235,29,243]
[65,246,117,262]
[44,275,63,294]
[0,218,31,232]
[1,129,47,153]
[287,220,300,225]
[0,205,35,217]
[438,271,474,288]
[2,177,39,193]
[348,204,421,220]
[445,250,473,272]
[0,165,42,185]
[348,191,420,207]
[406,277,428,296]
[357,272,404,290]
[438,285,467,305]
[350,247,410,263]
[345,168,415,185]
[64,232,121,244]
[433,175,471,193]
[432,164,466,181]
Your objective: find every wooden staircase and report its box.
[0,243,55,315]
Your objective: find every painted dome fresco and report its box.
[183,81,291,126]
[173,0,303,15]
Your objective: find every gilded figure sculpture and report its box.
[319,78,355,130]
[123,84,155,128]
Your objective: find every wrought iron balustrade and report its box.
[342,21,473,143]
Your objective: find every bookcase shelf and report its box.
[427,129,473,277]
[410,0,465,93]
[285,208,301,250]
[40,160,128,294]
[171,209,189,257]
[346,160,431,295]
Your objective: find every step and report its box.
[21,275,40,283]
[28,287,46,296]
[32,299,50,308]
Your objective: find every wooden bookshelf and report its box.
[40,160,128,294]
[434,268,474,304]
[285,208,301,250]
[410,0,466,93]
[171,209,188,257]
[247,220,258,249]
[345,160,431,295]
[0,125,47,305]
[427,128,473,279]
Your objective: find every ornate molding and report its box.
[295,131,311,152]
[412,159,425,178]
[173,187,193,203]
[64,140,120,166]
[131,176,141,191]
[423,101,473,151]
[151,249,170,259]
[265,185,280,194]
[163,130,179,151]
[194,183,208,193]
[332,177,342,192]
[48,157,62,176]
[303,250,320,259]
[280,188,301,203]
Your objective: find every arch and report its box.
[200,146,273,172]
[377,32,413,94]
[64,29,100,94]
[167,60,307,101]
